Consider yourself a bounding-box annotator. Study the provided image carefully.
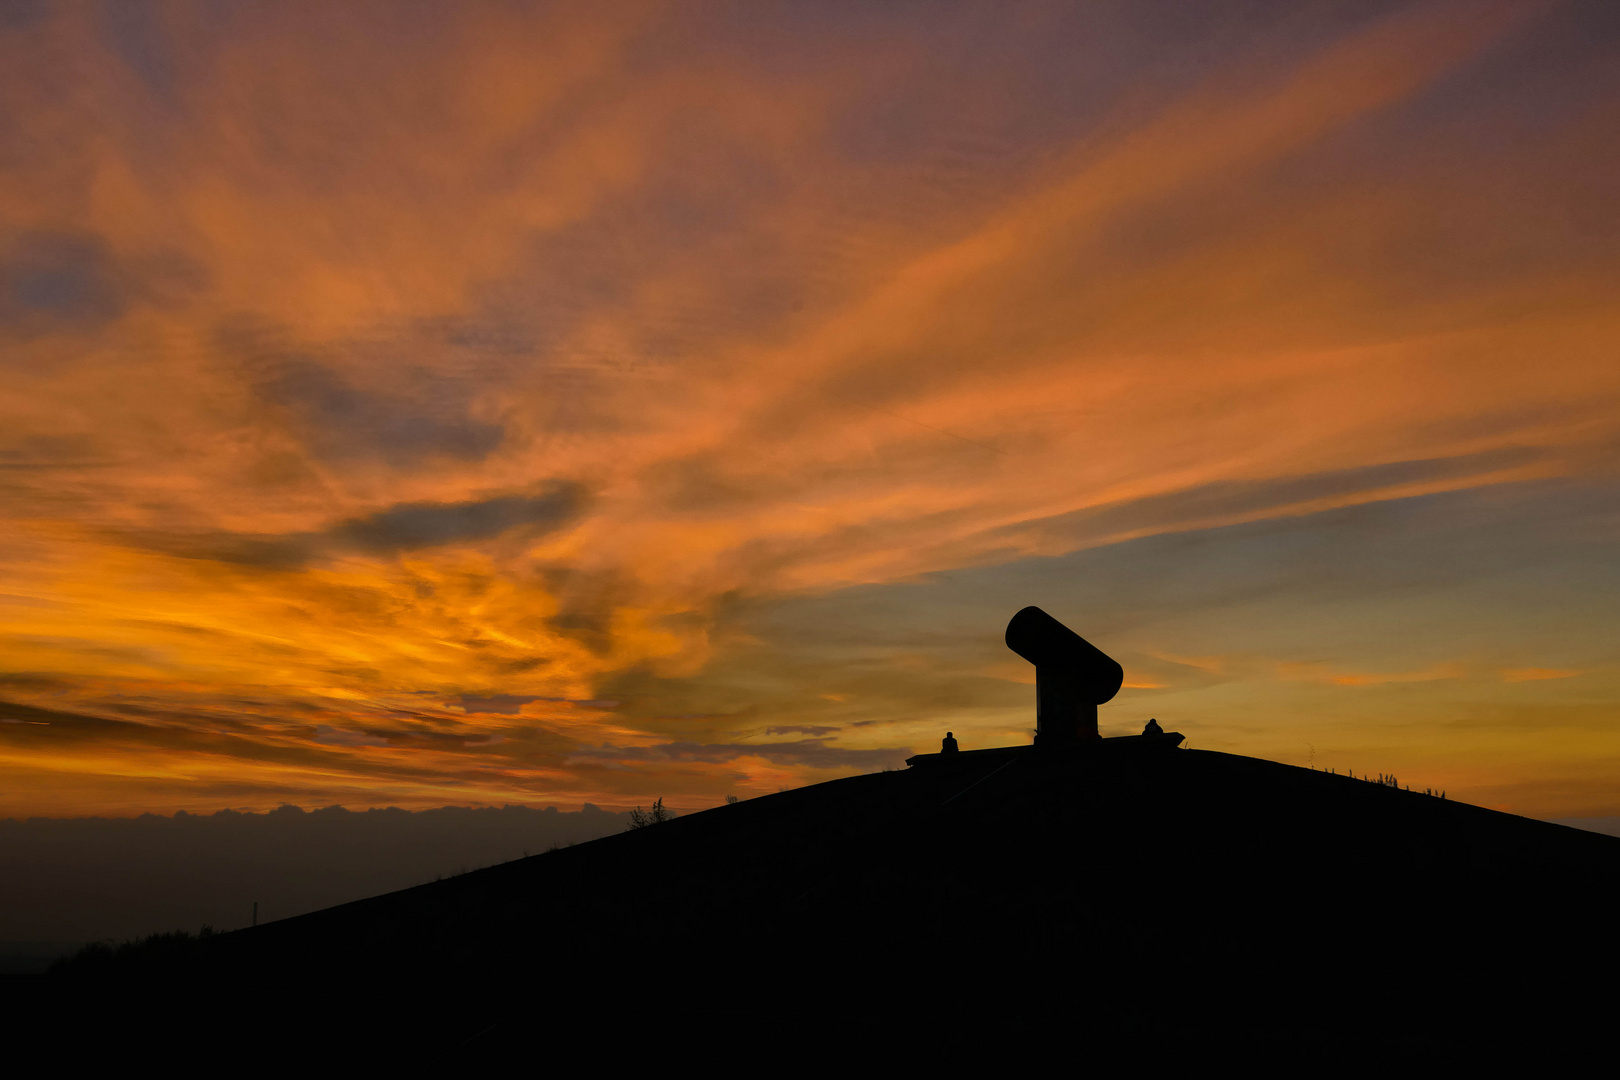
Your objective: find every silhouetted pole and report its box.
[252,901,258,928]
[1004,606,1123,748]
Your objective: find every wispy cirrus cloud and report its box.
[1,1,1616,815]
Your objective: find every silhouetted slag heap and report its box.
[31,741,1620,1065]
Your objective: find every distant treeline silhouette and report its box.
[50,795,693,974]
[51,926,218,975]
[0,802,643,950]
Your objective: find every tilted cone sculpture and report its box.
[1005,606,1123,747]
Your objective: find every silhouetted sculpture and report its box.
[906,610,1180,768]
[1005,606,1123,748]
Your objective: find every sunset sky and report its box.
[2,0,1616,820]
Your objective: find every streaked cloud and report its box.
[1500,668,1582,683]
[1278,661,1469,687]
[1,1,1616,817]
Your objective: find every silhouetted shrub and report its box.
[626,798,672,830]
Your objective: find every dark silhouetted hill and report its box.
[21,749,1620,1066]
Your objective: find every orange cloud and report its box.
[1,1,1615,814]
[1500,668,1582,683]
[1278,662,1468,687]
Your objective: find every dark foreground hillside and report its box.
[21,748,1620,1066]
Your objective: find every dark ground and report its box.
[13,747,1620,1067]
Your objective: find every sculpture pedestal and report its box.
[905,731,1183,769]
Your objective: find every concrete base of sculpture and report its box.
[905,731,1183,768]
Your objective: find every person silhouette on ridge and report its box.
[1142,718,1164,737]
[941,731,959,754]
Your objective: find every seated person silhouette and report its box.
[941,731,960,754]
[1142,717,1164,737]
